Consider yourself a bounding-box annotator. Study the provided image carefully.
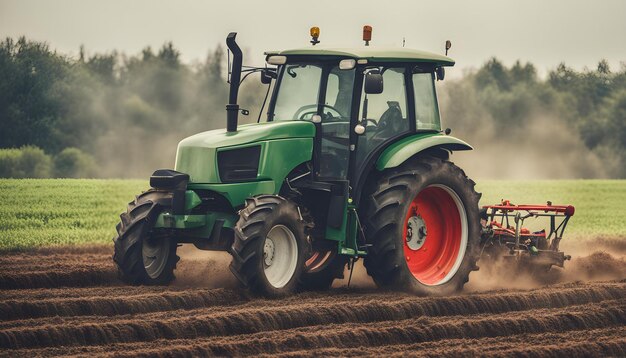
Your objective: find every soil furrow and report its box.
[2,301,622,355]
[0,288,247,321]
[0,268,117,290]
[0,278,617,301]
[0,286,190,301]
[0,261,112,273]
[0,291,623,350]
[267,330,626,357]
[9,327,620,357]
[1,283,622,330]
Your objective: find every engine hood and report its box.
[176,121,315,150]
[175,121,316,184]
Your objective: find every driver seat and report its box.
[377,101,403,133]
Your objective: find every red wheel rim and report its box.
[403,185,467,285]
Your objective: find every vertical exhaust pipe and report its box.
[226,32,242,132]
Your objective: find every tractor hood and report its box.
[175,121,315,184]
[177,121,315,150]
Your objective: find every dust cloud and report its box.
[174,244,238,288]
[171,236,626,293]
[466,237,626,292]
[451,116,613,180]
[437,77,617,180]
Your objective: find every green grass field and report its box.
[0,179,624,251]
[477,180,625,238]
[0,179,146,251]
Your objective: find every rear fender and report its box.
[375,133,472,170]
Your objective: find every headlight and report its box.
[217,146,261,183]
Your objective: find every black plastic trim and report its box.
[150,169,189,215]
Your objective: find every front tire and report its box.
[113,190,179,285]
[229,195,310,297]
[362,156,481,295]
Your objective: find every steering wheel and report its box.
[293,104,344,121]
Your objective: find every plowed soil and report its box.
[0,242,625,357]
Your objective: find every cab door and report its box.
[315,65,356,180]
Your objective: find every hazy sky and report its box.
[1,0,625,76]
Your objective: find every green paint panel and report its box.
[267,47,455,66]
[343,206,363,256]
[325,202,366,257]
[175,121,315,184]
[177,121,315,152]
[376,133,473,170]
[155,213,207,229]
[184,190,202,211]
[183,137,313,208]
[175,147,218,183]
[255,138,313,183]
[153,190,206,229]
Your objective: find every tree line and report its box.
[441,58,625,178]
[0,37,624,178]
[0,37,263,178]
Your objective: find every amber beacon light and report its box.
[310,27,320,45]
[363,25,372,46]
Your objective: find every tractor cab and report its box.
[263,46,454,184]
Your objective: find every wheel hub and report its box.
[406,214,427,251]
[264,238,275,266]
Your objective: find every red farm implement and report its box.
[480,200,575,272]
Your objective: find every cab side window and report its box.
[356,67,410,170]
[413,72,441,130]
[359,67,408,126]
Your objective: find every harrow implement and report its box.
[480,200,575,271]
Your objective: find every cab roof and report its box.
[265,47,455,66]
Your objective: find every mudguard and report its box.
[376,133,472,170]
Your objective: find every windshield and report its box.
[270,63,356,122]
[272,64,323,121]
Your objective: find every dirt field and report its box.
[0,240,625,357]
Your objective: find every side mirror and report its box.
[364,72,383,94]
[260,69,276,84]
[436,67,445,81]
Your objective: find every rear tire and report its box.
[229,195,310,297]
[113,190,178,285]
[362,156,481,295]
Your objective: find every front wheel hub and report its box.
[264,238,275,266]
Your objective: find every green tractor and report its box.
[113,28,481,297]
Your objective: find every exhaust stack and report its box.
[226,32,242,132]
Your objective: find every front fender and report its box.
[375,133,472,170]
